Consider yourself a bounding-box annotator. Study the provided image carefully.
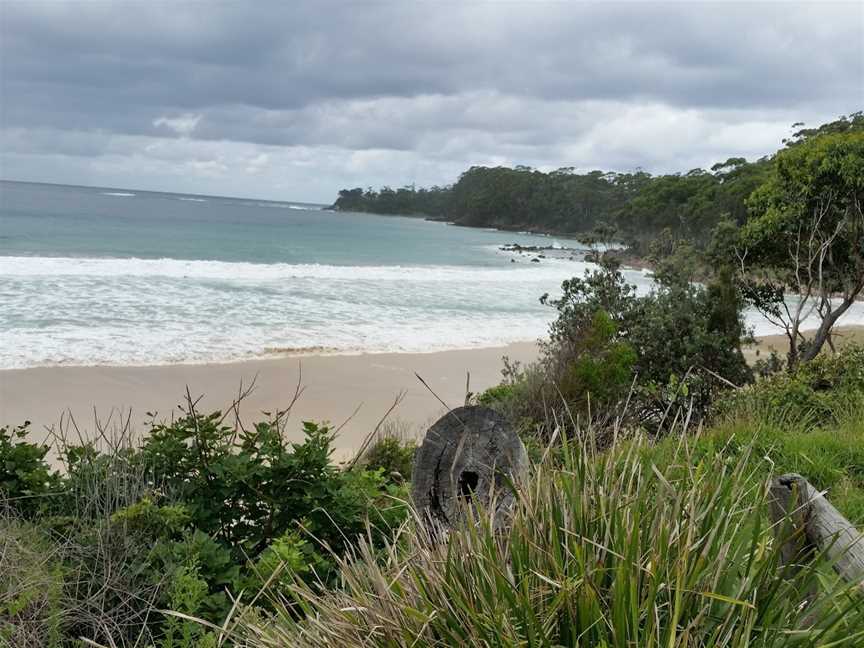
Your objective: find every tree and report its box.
[735,130,864,368]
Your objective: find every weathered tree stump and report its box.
[411,406,528,530]
[769,473,864,590]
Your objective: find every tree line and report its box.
[335,113,864,369]
[332,113,862,253]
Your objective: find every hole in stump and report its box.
[458,471,479,500]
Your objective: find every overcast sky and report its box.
[1,1,862,202]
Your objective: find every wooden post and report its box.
[411,405,528,530]
[770,473,864,589]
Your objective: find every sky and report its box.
[1,1,862,203]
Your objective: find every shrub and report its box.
[499,258,753,438]
[1,402,410,646]
[0,422,60,517]
[358,419,416,485]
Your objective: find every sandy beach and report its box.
[0,343,538,456]
[4,325,862,459]
[745,324,864,364]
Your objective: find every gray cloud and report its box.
[1,1,861,201]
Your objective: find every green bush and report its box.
[0,422,61,517]
[0,404,410,646]
[495,259,752,438]
[358,419,417,485]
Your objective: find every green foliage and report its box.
[0,422,60,517]
[0,406,409,646]
[0,517,65,647]
[160,561,218,648]
[783,111,864,145]
[717,344,864,428]
[360,435,416,485]
[138,414,400,571]
[736,128,864,366]
[333,184,452,216]
[557,310,637,414]
[476,382,516,407]
[239,433,864,647]
[240,530,325,601]
[643,373,864,525]
[333,149,771,252]
[536,259,752,429]
[617,159,770,248]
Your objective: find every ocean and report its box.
[3,180,862,370]
[0,180,625,368]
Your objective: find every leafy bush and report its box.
[363,436,417,484]
[491,258,753,438]
[0,422,60,517]
[0,403,410,646]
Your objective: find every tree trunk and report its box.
[411,405,528,531]
[798,297,855,364]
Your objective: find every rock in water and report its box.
[411,405,528,530]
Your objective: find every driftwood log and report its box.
[411,405,528,529]
[770,473,864,589]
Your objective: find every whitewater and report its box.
[2,180,863,369]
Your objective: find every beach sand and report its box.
[4,325,862,459]
[0,343,538,457]
[744,325,864,364]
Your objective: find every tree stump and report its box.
[411,405,528,530]
[770,473,864,590]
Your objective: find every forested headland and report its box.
[332,113,863,254]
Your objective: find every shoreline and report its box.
[3,325,862,458]
[1,342,539,457]
[0,340,541,373]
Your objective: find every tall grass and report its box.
[235,427,864,647]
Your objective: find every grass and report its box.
[639,401,864,527]
[232,414,864,647]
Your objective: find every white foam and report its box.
[101,192,136,197]
[3,254,862,369]
[177,197,207,202]
[0,255,596,284]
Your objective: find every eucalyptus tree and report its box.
[735,129,864,368]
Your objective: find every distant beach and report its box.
[0,343,539,458]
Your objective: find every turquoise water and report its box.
[4,180,862,369]
[0,180,619,368]
[1,180,527,265]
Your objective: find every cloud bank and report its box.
[1,1,861,201]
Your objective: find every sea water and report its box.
[2,180,862,369]
[0,181,622,368]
